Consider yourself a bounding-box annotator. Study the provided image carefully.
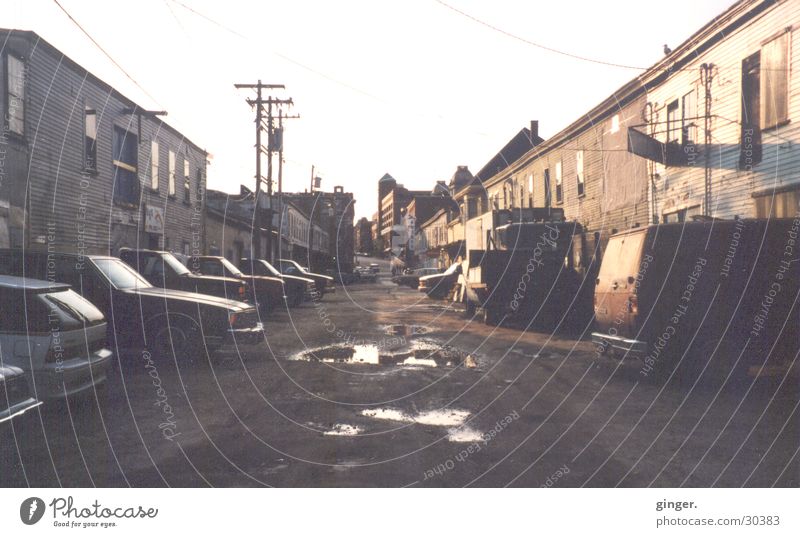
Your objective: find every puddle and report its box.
[323,424,363,436]
[447,426,484,443]
[382,324,429,336]
[361,407,470,427]
[292,340,477,369]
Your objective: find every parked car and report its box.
[592,219,800,384]
[192,256,285,313]
[0,275,112,399]
[0,250,263,361]
[119,248,249,303]
[278,259,335,299]
[392,267,441,289]
[419,262,462,299]
[0,365,41,425]
[325,268,360,286]
[239,258,315,307]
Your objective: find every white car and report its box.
[0,275,112,400]
[0,365,41,425]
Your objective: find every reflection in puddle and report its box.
[383,324,429,336]
[447,427,484,443]
[323,424,363,436]
[292,340,476,369]
[361,407,470,427]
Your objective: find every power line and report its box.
[432,0,646,70]
[52,0,163,107]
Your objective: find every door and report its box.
[594,231,646,338]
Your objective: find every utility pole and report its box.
[275,109,300,261]
[701,63,714,217]
[234,81,292,261]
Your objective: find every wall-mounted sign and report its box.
[144,205,165,234]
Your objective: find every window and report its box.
[168,150,176,196]
[754,188,800,218]
[740,52,763,170]
[6,54,25,136]
[610,114,620,134]
[195,169,203,203]
[528,173,533,194]
[112,127,139,205]
[555,161,563,203]
[543,168,551,208]
[666,100,680,144]
[662,205,701,223]
[681,90,697,145]
[761,31,789,129]
[183,158,190,203]
[150,141,159,190]
[84,107,97,172]
[576,150,585,197]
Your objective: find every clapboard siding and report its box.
[646,0,800,220]
[1,29,207,255]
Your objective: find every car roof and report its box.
[0,274,69,291]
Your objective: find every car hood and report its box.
[0,365,26,381]
[281,274,315,285]
[302,271,334,282]
[126,286,253,311]
[184,272,242,285]
[419,273,447,282]
[247,275,285,284]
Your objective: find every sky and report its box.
[4,0,735,220]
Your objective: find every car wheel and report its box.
[146,316,202,364]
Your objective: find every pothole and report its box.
[382,324,429,336]
[291,340,478,369]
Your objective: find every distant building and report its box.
[354,216,373,254]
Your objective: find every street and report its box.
[2,260,797,488]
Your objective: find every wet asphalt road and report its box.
[2,268,798,487]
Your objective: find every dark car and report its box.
[592,219,799,384]
[0,250,262,361]
[239,258,315,307]
[194,256,285,313]
[119,248,248,304]
[278,258,335,299]
[419,262,461,300]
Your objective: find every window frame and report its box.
[168,150,176,197]
[150,140,159,191]
[555,161,563,204]
[760,30,790,130]
[83,105,98,174]
[111,126,140,207]
[576,150,585,197]
[183,157,191,205]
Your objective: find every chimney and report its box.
[530,120,539,140]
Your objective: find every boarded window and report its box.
[761,31,789,129]
[150,140,159,190]
[740,52,763,170]
[112,127,139,205]
[84,107,97,172]
[555,161,563,203]
[576,150,585,197]
[543,168,551,208]
[168,150,176,196]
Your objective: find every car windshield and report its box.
[39,289,105,327]
[261,261,282,277]
[162,253,191,276]
[92,258,152,289]
[218,258,244,278]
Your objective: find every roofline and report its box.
[482,0,769,190]
[0,29,208,156]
